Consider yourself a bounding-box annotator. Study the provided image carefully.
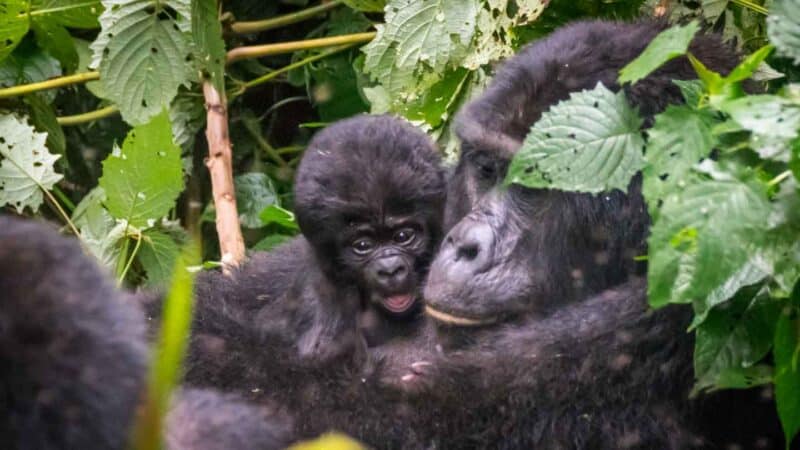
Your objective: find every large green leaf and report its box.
[693,289,780,393]
[363,0,478,100]
[647,180,770,308]
[774,305,800,447]
[30,0,102,28]
[618,21,699,84]
[0,114,62,213]
[92,0,192,125]
[768,0,800,64]
[191,0,225,92]
[99,110,184,228]
[642,105,717,217]
[0,0,29,64]
[506,83,645,193]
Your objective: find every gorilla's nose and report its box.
[442,218,494,275]
[375,255,408,287]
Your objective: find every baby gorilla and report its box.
[182,114,446,370]
[0,216,293,450]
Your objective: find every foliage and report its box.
[0,0,798,443]
[507,16,800,445]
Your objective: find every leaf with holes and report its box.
[0,0,29,64]
[642,105,717,218]
[0,114,63,213]
[191,0,225,92]
[768,0,800,64]
[647,180,770,309]
[362,0,478,100]
[506,83,645,193]
[92,0,192,125]
[98,110,183,228]
[462,0,547,69]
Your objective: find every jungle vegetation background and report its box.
[1,0,799,446]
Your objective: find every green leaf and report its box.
[31,20,78,72]
[768,0,800,65]
[0,42,61,103]
[169,90,205,153]
[647,180,770,308]
[693,288,780,393]
[342,0,386,12]
[235,173,279,229]
[506,83,645,193]
[689,259,769,329]
[643,105,717,217]
[24,93,66,156]
[139,230,181,287]
[362,0,478,100]
[774,305,800,447]
[461,0,547,69]
[92,0,193,125]
[31,0,102,28]
[618,21,699,84]
[259,204,300,231]
[0,0,30,64]
[673,79,705,107]
[0,114,62,213]
[724,44,774,84]
[191,0,225,92]
[71,187,126,267]
[403,67,469,128]
[719,95,800,140]
[99,110,184,228]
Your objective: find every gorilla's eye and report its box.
[352,238,375,255]
[477,162,496,180]
[393,228,416,245]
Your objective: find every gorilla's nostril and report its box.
[379,264,406,278]
[456,244,479,261]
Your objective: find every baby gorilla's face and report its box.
[340,214,431,318]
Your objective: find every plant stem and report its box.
[730,0,768,15]
[118,231,143,286]
[276,145,305,155]
[202,81,246,271]
[43,188,82,242]
[226,31,375,64]
[52,185,76,212]
[57,105,120,126]
[233,44,353,98]
[0,71,99,99]
[767,170,792,187]
[230,0,344,35]
[242,116,287,167]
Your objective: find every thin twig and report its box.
[230,0,344,35]
[57,105,120,126]
[0,71,99,98]
[226,32,375,64]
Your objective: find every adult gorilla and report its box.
[400,20,782,449]
[0,216,294,450]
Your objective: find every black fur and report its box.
[0,216,294,450]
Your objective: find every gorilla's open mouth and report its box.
[424,305,495,326]
[381,294,417,314]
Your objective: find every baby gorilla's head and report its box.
[294,115,446,318]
